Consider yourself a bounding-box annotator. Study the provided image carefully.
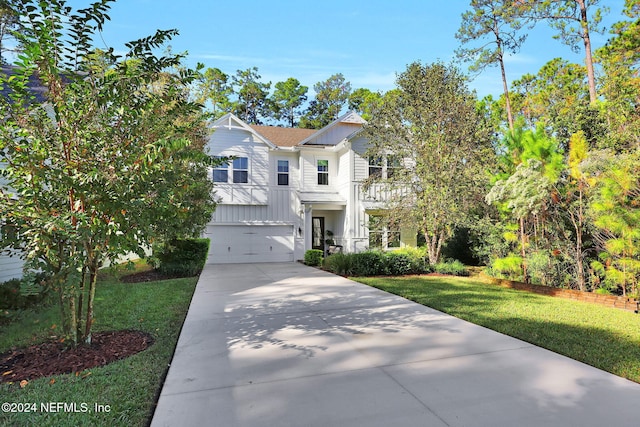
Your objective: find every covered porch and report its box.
[299,191,348,256]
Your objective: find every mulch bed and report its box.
[0,330,153,384]
[119,270,195,283]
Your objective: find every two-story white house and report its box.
[203,111,416,264]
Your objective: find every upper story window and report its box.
[368,155,401,179]
[368,157,383,178]
[277,160,289,186]
[232,157,249,183]
[317,160,329,185]
[387,156,401,178]
[212,157,228,183]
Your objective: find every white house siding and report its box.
[300,150,339,192]
[0,252,23,282]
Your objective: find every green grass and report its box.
[355,274,640,384]
[0,265,197,427]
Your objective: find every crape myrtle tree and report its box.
[0,0,217,346]
[363,61,493,264]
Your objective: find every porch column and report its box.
[304,204,313,252]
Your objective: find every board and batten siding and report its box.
[300,150,339,191]
[212,188,299,224]
[350,136,370,182]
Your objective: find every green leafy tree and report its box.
[194,67,233,119]
[487,124,564,282]
[363,61,492,264]
[232,67,271,125]
[300,73,351,129]
[0,0,216,346]
[510,58,590,146]
[588,151,640,297]
[270,77,308,127]
[596,0,640,151]
[456,0,528,130]
[347,87,383,121]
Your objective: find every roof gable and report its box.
[211,111,366,150]
[299,111,366,146]
[211,113,277,149]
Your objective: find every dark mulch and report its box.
[0,330,153,384]
[119,269,196,283]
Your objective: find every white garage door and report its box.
[205,225,294,264]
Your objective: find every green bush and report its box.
[0,276,47,310]
[156,238,210,277]
[433,259,469,276]
[491,255,524,280]
[393,247,431,274]
[383,252,414,276]
[323,252,351,275]
[350,251,386,276]
[304,249,324,266]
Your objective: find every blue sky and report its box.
[65,0,625,98]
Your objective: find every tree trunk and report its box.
[520,217,529,283]
[84,257,99,344]
[497,48,514,130]
[576,0,597,103]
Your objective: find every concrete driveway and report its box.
[151,262,640,427]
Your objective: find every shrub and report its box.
[350,251,386,276]
[304,249,324,267]
[383,252,414,276]
[491,255,523,280]
[394,247,431,274]
[0,276,48,310]
[323,252,351,275]
[156,238,210,277]
[433,259,469,276]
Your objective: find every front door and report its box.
[312,217,325,250]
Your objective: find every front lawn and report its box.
[0,265,197,427]
[355,275,640,384]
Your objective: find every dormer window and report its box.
[317,160,329,185]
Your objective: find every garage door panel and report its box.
[206,225,294,264]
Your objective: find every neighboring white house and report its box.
[203,111,416,264]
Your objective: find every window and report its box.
[232,157,248,183]
[317,159,329,185]
[387,156,401,179]
[277,160,289,186]
[368,157,382,178]
[369,155,401,179]
[368,215,400,249]
[212,157,228,183]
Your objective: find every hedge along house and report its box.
[203,111,417,264]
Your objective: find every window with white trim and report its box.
[232,157,248,183]
[317,159,328,185]
[368,157,382,178]
[368,155,401,179]
[368,215,400,249]
[277,160,289,186]
[212,157,228,183]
